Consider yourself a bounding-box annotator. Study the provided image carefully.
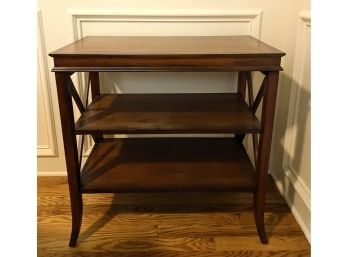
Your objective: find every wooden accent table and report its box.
[49,36,285,246]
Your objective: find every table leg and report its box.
[55,72,83,247]
[237,71,247,99]
[236,71,247,141]
[89,72,103,142]
[254,71,279,244]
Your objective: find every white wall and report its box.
[269,0,311,242]
[37,0,310,241]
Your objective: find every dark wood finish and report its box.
[50,36,285,246]
[252,75,267,114]
[38,176,310,257]
[88,72,103,142]
[81,138,256,193]
[236,71,247,142]
[55,73,83,247]
[52,56,283,72]
[49,36,285,72]
[75,94,261,135]
[254,71,280,243]
[246,71,254,107]
[52,66,283,73]
[236,72,267,143]
[50,36,285,56]
[246,71,258,163]
[67,76,85,114]
[89,72,101,98]
[237,71,247,99]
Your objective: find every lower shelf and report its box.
[80,138,256,193]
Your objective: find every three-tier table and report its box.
[49,36,285,246]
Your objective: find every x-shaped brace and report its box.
[239,71,269,164]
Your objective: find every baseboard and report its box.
[37,171,67,176]
[271,170,311,243]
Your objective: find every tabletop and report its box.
[49,36,285,72]
[50,36,285,57]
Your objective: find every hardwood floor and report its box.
[38,176,310,257]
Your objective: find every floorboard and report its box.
[38,176,310,257]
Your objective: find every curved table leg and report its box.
[55,72,83,247]
[254,71,279,244]
[69,193,83,246]
[254,187,268,243]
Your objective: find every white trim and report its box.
[37,10,58,157]
[37,171,66,176]
[282,16,311,168]
[68,8,262,17]
[299,11,311,25]
[274,11,311,242]
[285,167,310,210]
[271,172,311,243]
[69,9,263,39]
[282,11,311,207]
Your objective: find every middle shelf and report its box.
[75,93,261,134]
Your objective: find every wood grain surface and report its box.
[38,176,310,256]
[49,36,285,56]
[80,138,256,193]
[50,36,284,72]
[75,94,261,135]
